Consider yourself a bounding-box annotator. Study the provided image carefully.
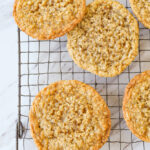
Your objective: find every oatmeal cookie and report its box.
[123,70,150,142]
[13,0,85,40]
[130,0,150,29]
[29,80,111,150]
[67,0,139,77]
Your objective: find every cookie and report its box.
[13,0,85,40]
[123,70,150,142]
[67,0,139,77]
[29,80,111,150]
[129,0,150,29]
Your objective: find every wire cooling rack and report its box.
[16,0,150,150]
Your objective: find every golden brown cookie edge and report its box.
[129,0,150,29]
[67,0,139,77]
[123,70,150,142]
[29,80,111,150]
[13,0,86,40]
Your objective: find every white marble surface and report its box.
[0,0,150,150]
[0,0,18,150]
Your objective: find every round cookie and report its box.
[13,0,85,40]
[67,0,139,77]
[123,70,150,142]
[129,0,150,29]
[29,80,111,150]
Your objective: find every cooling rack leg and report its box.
[16,123,18,150]
[16,121,24,149]
[16,121,24,138]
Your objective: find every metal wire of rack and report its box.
[16,0,150,150]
